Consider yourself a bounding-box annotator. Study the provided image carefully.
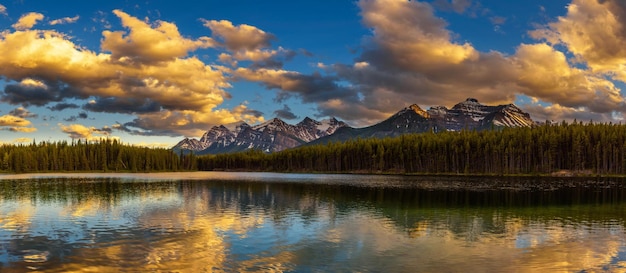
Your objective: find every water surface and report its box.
[1,172,626,272]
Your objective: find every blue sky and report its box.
[0,0,624,147]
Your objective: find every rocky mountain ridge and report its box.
[174,98,535,154]
[174,117,347,154]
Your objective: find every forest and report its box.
[3,122,626,175]
[197,122,626,176]
[0,139,196,173]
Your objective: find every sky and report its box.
[0,0,625,147]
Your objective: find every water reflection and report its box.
[0,174,626,272]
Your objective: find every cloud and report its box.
[49,15,79,25]
[0,11,267,137]
[0,4,6,16]
[63,111,88,122]
[1,79,83,106]
[273,104,299,120]
[202,19,274,51]
[490,16,506,25]
[12,12,44,30]
[48,103,80,111]
[513,43,624,113]
[102,9,215,64]
[13,138,32,143]
[530,0,626,83]
[9,126,37,133]
[431,0,473,14]
[291,0,625,125]
[114,104,265,137]
[58,123,116,140]
[0,115,37,132]
[83,97,161,114]
[522,102,615,123]
[9,107,38,118]
[0,115,31,127]
[202,19,293,69]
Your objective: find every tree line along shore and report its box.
[2,122,626,176]
[197,122,626,176]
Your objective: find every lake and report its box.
[1,172,626,272]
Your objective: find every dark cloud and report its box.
[63,111,88,122]
[1,80,83,107]
[235,68,358,104]
[248,48,297,70]
[242,108,264,118]
[48,103,80,111]
[113,121,180,137]
[273,104,299,120]
[9,107,38,118]
[431,0,473,14]
[83,97,162,114]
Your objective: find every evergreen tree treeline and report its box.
[0,139,196,173]
[197,122,626,175]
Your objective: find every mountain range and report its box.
[173,98,535,154]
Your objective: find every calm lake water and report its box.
[1,172,626,272]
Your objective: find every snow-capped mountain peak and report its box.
[173,98,535,154]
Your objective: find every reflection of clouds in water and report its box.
[33,185,290,272]
[0,199,34,232]
[1,176,626,272]
[294,211,626,272]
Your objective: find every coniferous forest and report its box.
[197,122,626,176]
[0,139,196,173]
[4,122,626,175]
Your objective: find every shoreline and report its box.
[0,169,621,179]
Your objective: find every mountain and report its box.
[309,98,535,145]
[173,98,534,154]
[173,117,347,154]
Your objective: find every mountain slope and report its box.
[173,116,348,154]
[173,98,535,154]
[310,98,535,145]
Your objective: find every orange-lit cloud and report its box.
[301,0,626,125]
[58,123,116,141]
[530,0,626,82]
[514,43,623,113]
[102,10,215,64]
[0,114,37,132]
[12,12,44,30]
[0,4,7,16]
[202,19,295,69]
[3,110,32,122]
[49,15,79,25]
[2,0,626,138]
[202,19,274,51]
[0,11,268,137]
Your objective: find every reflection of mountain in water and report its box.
[3,176,626,227]
[2,176,626,272]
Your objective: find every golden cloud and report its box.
[530,0,626,82]
[0,115,30,127]
[300,0,626,124]
[0,4,7,16]
[12,12,44,30]
[58,123,117,141]
[10,127,37,133]
[514,43,624,112]
[49,15,79,25]
[120,106,265,137]
[0,10,268,137]
[13,137,32,143]
[202,19,274,51]
[359,0,478,70]
[102,10,215,64]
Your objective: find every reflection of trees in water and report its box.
[2,177,626,272]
